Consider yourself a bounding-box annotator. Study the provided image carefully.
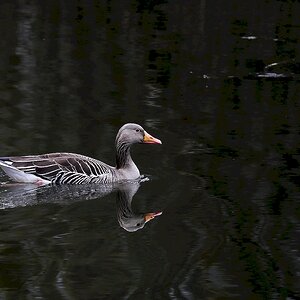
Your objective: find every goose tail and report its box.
[0,160,50,185]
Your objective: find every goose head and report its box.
[115,123,162,145]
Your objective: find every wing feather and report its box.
[0,152,113,183]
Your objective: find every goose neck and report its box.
[115,141,132,169]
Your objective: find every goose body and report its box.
[0,123,162,185]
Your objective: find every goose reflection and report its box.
[116,182,162,232]
[0,179,162,232]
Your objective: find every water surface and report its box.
[0,1,299,299]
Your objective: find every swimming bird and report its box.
[0,123,162,185]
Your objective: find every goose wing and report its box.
[0,153,113,183]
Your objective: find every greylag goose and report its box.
[0,123,162,185]
[116,181,162,232]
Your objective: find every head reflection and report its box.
[0,180,162,231]
[116,181,162,232]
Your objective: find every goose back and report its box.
[0,153,115,184]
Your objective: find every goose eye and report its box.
[136,129,140,132]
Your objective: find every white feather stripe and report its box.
[83,160,93,175]
[37,169,59,177]
[0,161,16,169]
[10,157,50,163]
[93,161,102,175]
[17,165,36,169]
[77,160,85,174]
[19,168,36,173]
[0,163,50,184]
[34,163,58,168]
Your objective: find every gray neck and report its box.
[115,141,132,169]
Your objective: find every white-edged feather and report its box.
[0,123,162,185]
[0,161,50,184]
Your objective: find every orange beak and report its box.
[143,131,162,144]
[144,211,163,223]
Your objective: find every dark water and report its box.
[0,1,300,299]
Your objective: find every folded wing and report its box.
[0,152,113,184]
